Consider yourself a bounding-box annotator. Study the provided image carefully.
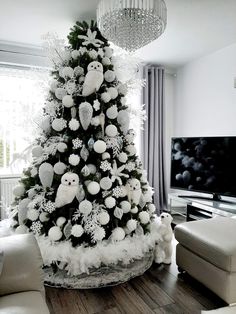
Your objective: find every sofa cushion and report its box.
[0,291,50,314]
[175,217,236,272]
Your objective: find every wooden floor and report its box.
[46,241,226,314]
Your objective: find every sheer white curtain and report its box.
[0,66,49,175]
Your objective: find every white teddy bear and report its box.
[152,212,173,264]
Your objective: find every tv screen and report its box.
[170,137,236,198]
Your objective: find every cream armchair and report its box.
[0,234,50,314]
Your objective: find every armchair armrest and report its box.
[0,234,45,297]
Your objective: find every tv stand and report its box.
[178,193,236,205]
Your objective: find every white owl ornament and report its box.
[82,61,104,97]
[55,172,81,208]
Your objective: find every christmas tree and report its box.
[11,21,158,287]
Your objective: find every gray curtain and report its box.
[141,65,167,214]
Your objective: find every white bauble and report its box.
[87,164,96,174]
[48,226,62,241]
[54,162,67,175]
[126,145,137,156]
[56,217,67,226]
[102,57,111,65]
[62,66,74,78]
[93,226,105,241]
[28,188,37,199]
[13,184,25,197]
[55,88,67,100]
[131,206,139,214]
[27,208,39,221]
[105,196,116,208]
[127,219,137,232]
[68,154,80,166]
[87,181,100,195]
[30,167,38,177]
[57,142,67,153]
[102,152,110,160]
[111,227,125,241]
[50,79,58,92]
[71,50,80,59]
[32,145,43,157]
[148,203,156,213]
[107,87,118,100]
[52,118,66,132]
[15,225,28,234]
[79,200,92,215]
[19,198,31,210]
[89,49,98,59]
[106,105,118,119]
[104,47,113,58]
[105,125,118,137]
[98,211,110,225]
[69,119,80,131]
[91,116,100,126]
[104,70,115,82]
[40,116,51,133]
[62,95,74,108]
[120,201,131,213]
[71,225,84,237]
[118,152,128,163]
[94,140,106,153]
[39,212,49,222]
[100,177,112,190]
[139,211,150,224]
[101,92,111,103]
[74,66,84,76]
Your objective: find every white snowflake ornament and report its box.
[78,29,103,47]
[93,99,100,111]
[69,119,80,131]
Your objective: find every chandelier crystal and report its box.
[97,0,167,52]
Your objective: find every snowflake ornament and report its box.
[31,221,43,234]
[125,162,136,172]
[110,160,129,185]
[78,29,103,48]
[105,136,123,157]
[44,200,56,213]
[100,160,112,172]
[93,99,100,111]
[72,138,83,149]
[112,186,123,198]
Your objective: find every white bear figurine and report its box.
[154,212,173,264]
[125,178,142,205]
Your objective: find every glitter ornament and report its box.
[107,87,118,99]
[72,138,83,149]
[27,208,39,221]
[89,49,98,59]
[111,227,125,241]
[69,154,80,166]
[114,206,123,219]
[54,162,67,175]
[98,211,110,225]
[100,160,112,172]
[126,145,137,156]
[87,181,100,195]
[57,142,67,153]
[44,201,56,213]
[71,50,80,59]
[101,92,111,103]
[62,95,74,108]
[127,219,137,232]
[55,88,67,100]
[94,140,106,153]
[106,105,118,119]
[79,102,93,130]
[120,201,131,213]
[79,200,92,215]
[61,66,74,79]
[105,196,116,208]
[32,145,43,157]
[118,152,128,163]
[93,226,105,241]
[71,225,84,237]
[102,152,110,160]
[52,118,67,132]
[80,146,89,161]
[39,212,49,222]
[87,164,96,174]
[148,203,156,213]
[69,118,80,131]
[48,226,63,241]
[139,211,150,224]
[100,177,112,190]
[74,66,84,76]
[13,184,25,197]
[105,125,118,137]
[102,57,111,65]
[104,70,115,83]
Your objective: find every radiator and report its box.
[0,176,20,219]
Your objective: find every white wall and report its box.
[174,43,236,136]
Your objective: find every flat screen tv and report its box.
[170,136,236,201]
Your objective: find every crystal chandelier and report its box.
[97,0,167,52]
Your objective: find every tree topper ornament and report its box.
[78,29,104,47]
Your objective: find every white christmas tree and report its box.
[11,21,158,287]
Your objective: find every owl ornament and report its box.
[125,178,142,205]
[82,61,104,97]
[55,172,83,208]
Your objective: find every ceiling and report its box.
[1,0,236,68]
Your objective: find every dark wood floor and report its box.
[45,240,226,314]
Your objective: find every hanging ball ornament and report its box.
[27,208,39,221]
[93,140,106,154]
[106,105,118,119]
[74,66,84,76]
[19,198,31,210]
[79,200,92,215]
[104,47,113,58]
[107,87,118,99]
[55,88,67,100]
[87,164,96,174]
[118,84,128,96]
[48,226,63,241]
[111,227,125,241]
[131,206,139,214]
[40,116,51,133]
[100,177,112,190]
[32,145,43,158]
[15,225,28,234]
[61,66,74,79]
[13,184,25,197]
[93,226,106,241]
[71,50,80,59]
[105,125,118,137]
[50,79,58,92]
[71,225,84,237]
[28,188,37,199]
[52,118,66,132]
[39,212,49,222]
[102,57,111,65]
[105,196,116,209]
[102,152,110,160]
[148,204,156,213]
[104,70,116,83]
[87,181,100,195]
[57,142,67,153]
[62,95,74,108]
[126,145,137,156]
[30,167,38,177]
[54,162,67,175]
[98,211,110,225]
[118,152,128,163]
[56,217,66,227]
[69,119,80,131]
[127,219,137,232]
[139,211,150,224]
[101,92,111,103]
[68,154,80,166]
[120,201,131,213]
